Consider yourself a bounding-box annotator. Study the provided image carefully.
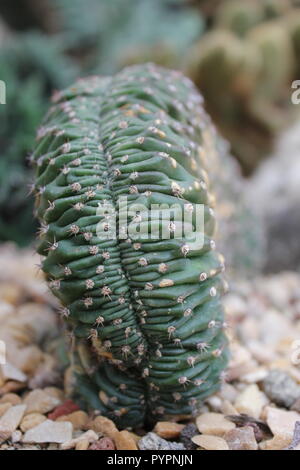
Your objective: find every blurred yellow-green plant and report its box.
[186,0,300,173]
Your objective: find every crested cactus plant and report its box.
[32,64,229,428]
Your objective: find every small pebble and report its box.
[192,434,229,450]
[285,421,300,450]
[20,413,47,432]
[11,430,22,443]
[89,437,115,450]
[75,439,90,450]
[114,430,138,450]
[43,387,64,402]
[153,421,184,439]
[0,404,27,443]
[91,416,118,438]
[48,399,79,420]
[138,432,185,450]
[23,419,72,444]
[56,410,89,430]
[291,397,300,413]
[179,423,198,450]
[265,406,300,449]
[262,370,300,408]
[234,384,267,419]
[225,426,258,450]
[196,412,235,436]
[61,430,98,450]
[0,393,22,405]
[23,389,61,415]
[0,403,12,418]
[221,401,238,416]
[0,363,27,383]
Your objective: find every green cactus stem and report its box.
[32,64,229,428]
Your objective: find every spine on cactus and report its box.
[32,63,229,428]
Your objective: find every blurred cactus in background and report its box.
[215,0,264,37]
[248,21,295,103]
[286,9,300,76]
[186,1,300,174]
[185,30,269,173]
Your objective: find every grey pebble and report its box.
[138,432,186,450]
[262,369,300,408]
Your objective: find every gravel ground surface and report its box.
[1,244,300,450]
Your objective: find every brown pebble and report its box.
[75,439,90,450]
[0,283,22,305]
[114,430,138,450]
[0,393,22,405]
[56,410,89,430]
[192,434,229,450]
[154,421,185,439]
[0,403,12,418]
[91,416,118,438]
[23,389,61,415]
[89,437,115,450]
[43,387,65,402]
[265,406,300,448]
[260,435,291,451]
[221,401,239,416]
[196,412,235,436]
[0,404,27,443]
[20,413,47,432]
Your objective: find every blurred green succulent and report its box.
[93,0,204,73]
[49,0,203,72]
[0,33,78,245]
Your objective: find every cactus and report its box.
[32,64,229,428]
[185,12,298,173]
[215,0,292,34]
[262,0,293,19]
[286,10,300,76]
[247,21,295,102]
[215,0,264,37]
[186,30,261,120]
[185,30,268,172]
[245,21,295,134]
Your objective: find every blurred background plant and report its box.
[0,0,299,275]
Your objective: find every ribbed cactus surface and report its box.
[32,64,228,428]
